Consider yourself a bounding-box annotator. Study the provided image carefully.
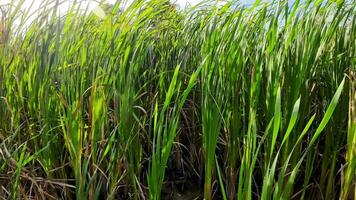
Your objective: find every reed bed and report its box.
[0,0,355,199]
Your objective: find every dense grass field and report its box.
[0,0,355,199]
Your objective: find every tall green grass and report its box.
[0,0,355,199]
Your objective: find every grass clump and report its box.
[0,0,355,199]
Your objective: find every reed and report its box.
[0,0,355,199]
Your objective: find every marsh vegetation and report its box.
[0,0,355,199]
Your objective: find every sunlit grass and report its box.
[0,0,355,199]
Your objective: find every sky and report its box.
[0,0,226,30]
[1,0,255,14]
[1,0,218,10]
[0,0,256,28]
